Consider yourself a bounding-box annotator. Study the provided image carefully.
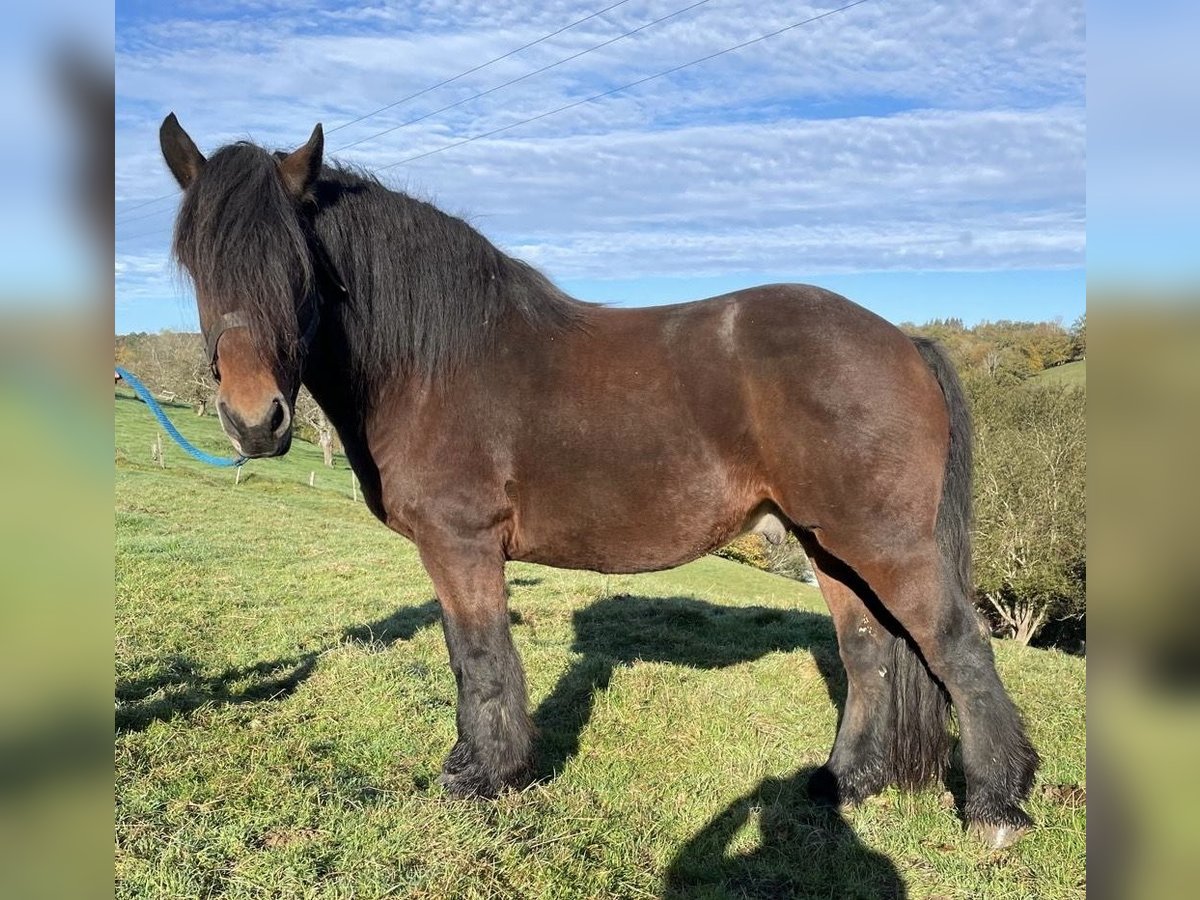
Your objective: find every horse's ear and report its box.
[278,123,324,199]
[159,113,205,190]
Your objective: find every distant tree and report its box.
[294,388,338,466]
[117,330,215,415]
[1069,313,1086,360]
[1020,321,1074,372]
[714,535,769,569]
[764,533,814,583]
[982,345,1030,384]
[114,337,134,371]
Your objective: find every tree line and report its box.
[903,313,1086,383]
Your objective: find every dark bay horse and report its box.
[158,115,1038,848]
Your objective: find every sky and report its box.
[114,0,1087,334]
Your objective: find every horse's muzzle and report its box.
[217,393,292,458]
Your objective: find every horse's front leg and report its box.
[416,531,534,798]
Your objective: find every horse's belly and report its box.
[508,524,737,574]
[504,473,759,574]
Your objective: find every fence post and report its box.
[309,471,315,488]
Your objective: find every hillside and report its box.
[1033,359,1086,387]
[115,390,1086,899]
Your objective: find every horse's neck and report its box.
[301,359,391,520]
[303,363,367,448]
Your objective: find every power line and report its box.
[117,201,177,227]
[378,0,874,171]
[326,0,636,136]
[118,0,637,224]
[119,222,175,244]
[116,192,177,222]
[118,1,874,245]
[333,0,718,154]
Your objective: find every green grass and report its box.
[1032,359,1086,387]
[115,391,1086,899]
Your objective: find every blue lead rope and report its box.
[116,367,247,468]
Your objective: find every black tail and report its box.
[910,336,974,607]
[881,337,974,790]
[886,630,950,789]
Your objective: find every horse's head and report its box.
[159,113,326,458]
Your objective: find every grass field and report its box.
[115,390,1086,899]
[1032,359,1086,387]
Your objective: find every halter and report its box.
[204,229,348,383]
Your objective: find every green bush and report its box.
[713,534,770,569]
[968,375,1086,646]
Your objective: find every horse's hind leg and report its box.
[830,535,1039,848]
[801,539,950,808]
[416,532,534,798]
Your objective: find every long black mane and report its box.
[173,139,585,388]
[173,143,314,371]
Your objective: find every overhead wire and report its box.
[118,0,874,243]
[326,0,636,135]
[332,0,718,154]
[117,0,639,224]
[376,0,873,171]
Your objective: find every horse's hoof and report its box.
[969,820,1029,850]
[806,766,844,807]
[807,764,885,809]
[437,768,498,799]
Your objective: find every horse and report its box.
[158,114,1039,848]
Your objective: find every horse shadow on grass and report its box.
[662,765,907,899]
[528,593,904,899]
[530,594,847,780]
[115,600,441,733]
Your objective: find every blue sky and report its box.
[115,0,1087,334]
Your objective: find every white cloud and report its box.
[115,0,1085,300]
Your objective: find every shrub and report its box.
[968,376,1086,645]
[713,534,769,569]
[764,533,814,583]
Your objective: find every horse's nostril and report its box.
[268,397,287,434]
